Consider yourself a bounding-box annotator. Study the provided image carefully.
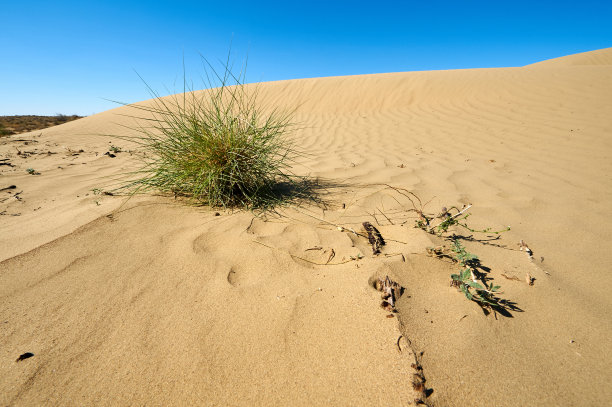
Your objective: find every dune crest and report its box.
[527,46,612,66]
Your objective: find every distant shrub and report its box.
[0,123,10,136]
[0,115,82,135]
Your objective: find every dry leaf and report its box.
[380,301,394,312]
[412,381,425,392]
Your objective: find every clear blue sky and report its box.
[1,0,610,116]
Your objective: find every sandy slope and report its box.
[1,47,612,406]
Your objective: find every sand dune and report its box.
[528,46,612,66]
[1,48,611,406]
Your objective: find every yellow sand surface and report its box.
[1,48,611,406]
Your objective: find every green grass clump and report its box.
[114,56,302,209]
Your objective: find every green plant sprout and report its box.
[449,239,501,307]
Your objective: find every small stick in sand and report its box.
[518,240,533,257]
[305,246,323,251]
[383,252,406,261]
[254,240,358,266]
[526,272,535,286]
[378,207,394,225]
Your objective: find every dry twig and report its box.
[253,240,358,266]
[363,221,385,254]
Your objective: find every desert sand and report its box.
[1,47,611,406]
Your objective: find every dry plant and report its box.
[367,185,518,313]
[421,203,510,236]
[374,275,404,312]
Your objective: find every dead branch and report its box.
[363,221,385,254]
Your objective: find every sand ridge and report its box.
[1,47,612,406]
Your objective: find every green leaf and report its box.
[478,297,494,306]
[467,281,484,289]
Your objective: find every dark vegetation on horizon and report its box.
[0,114,84,136]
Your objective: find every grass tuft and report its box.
[112,54,306,210]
